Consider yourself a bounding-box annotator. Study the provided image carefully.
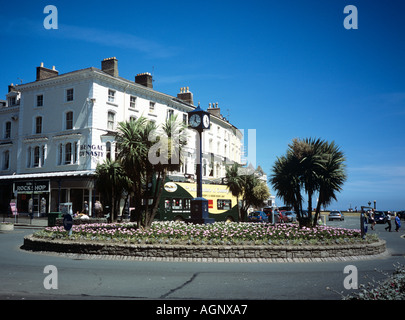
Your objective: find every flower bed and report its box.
[33,221,376,246]
[26,222,386,261]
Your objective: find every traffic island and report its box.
[22,235,386,262]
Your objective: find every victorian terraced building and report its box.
[0,57,243,216]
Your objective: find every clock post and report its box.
[187,105,214,224]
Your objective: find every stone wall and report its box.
[22,235,386,262]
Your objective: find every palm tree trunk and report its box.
[313,197,322,227]
[294,186,303,226]
[148,170,166,228]
[307,191,313,227]
[236,195,241,222]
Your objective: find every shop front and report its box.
[0,170,97,217]
[14,180,50,217]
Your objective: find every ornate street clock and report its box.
[187,104,213,224]
[188,105,210,130]
[202,114,210,129]
[189,114,201,128]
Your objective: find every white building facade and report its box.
[0,58,243,216]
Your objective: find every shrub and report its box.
[332,263,405,300]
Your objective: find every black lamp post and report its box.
[187,104,214,224]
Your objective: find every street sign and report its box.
[10,202,17,216]
[63,214,73,232]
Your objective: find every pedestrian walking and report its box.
[395,214,401,232]
[385,212,392,232]
[369,210,376,230]
[361,210,368,239]
[83,201,89,216]
[40,197,47,215]
[94,200,103,217]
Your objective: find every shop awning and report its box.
[0,170,96,180]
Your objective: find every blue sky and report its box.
[1,0,404,210]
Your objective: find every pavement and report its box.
[2,214,48,228]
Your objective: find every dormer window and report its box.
[6,90,20,107]
[9,96,17,106]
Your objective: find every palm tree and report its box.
[225,163,243,221]
[313,141,347,226]
[270,137,347,227]
[144,114,187,227]
[95,159,132,222]
[241,174,270,219]
[116,115,187,228]
[116,116,154,226]
[270,153,303,220]
[290,137,325,223]
[226,163,271,222]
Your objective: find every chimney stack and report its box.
[36,63,59,81]
[208,102,221,117]
[101,57,119,77]
[8,83,16,93]
[135,72,153,88]
[177,87,194,105]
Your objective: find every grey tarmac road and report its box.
[0,217,404,302]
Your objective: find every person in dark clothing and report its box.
[385,212,392,232]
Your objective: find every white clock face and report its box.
[189,114,201,127]
[203,114,210,128]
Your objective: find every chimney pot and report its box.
[177,86,194,105]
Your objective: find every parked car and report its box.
[274,211,289,223]
[372,211,387,224]
[284,211,297,222]
[275,209,306,223]
[263,207,274,222]
[248,211,269,223]
[328,210,344,221]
